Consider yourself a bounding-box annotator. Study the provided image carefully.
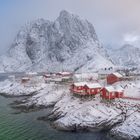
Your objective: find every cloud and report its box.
[122,32,140,47]
[123,34,140,43]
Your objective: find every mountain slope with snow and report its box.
[108,44,140,68]
[0,10,113,72]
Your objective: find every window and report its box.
[92,89,94,92]
[87,89,90,93]
[112,92,115,96]
[106,91,109,96]
[78,86,82,90]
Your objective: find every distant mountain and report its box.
[0,10,113,72]
[108,44,140,67]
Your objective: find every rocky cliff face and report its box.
[0,10,113,72]
[108,44,140,68]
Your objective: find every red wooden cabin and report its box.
[85,83,102,95]
[70,82,87,95]
[107,72,123,84]
[115,87,124,98]
[101,86,117,100]
[101,86,124,100]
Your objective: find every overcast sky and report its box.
[0,0,140,54]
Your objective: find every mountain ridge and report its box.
[0,10,113,72]
[108,44,140,68]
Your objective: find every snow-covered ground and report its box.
[0,78,140,140]
[50,95,123,131]
[110,112,140,140]
[113,80,140,98]
[24,84,69,107]
[0,79,46,96]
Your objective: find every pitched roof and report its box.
[86,83,102,88]
[73,82,87,86]
[74,73,98,78]
[113,72,123,78]
[22,77,30,80]
[105,86,116,92]
[115,86,124,92]
[58,72,71,75]
[105,86,124,92]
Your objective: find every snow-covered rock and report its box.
[24,84,69,107]
[49,95,123,131]
[110,112,140,140]
[0,10,113,72]
[0,79,46,96]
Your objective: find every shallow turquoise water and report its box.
[0,95,109,140]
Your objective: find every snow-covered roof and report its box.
[105,86,124,92]
[74,73,98,78]
[115,86,124,92]
[22,77,30,80]
[26,72,38,75]
[86,83,102,88]
[62,76,70,79]
[113,72,123,78]
[105,86,116,92]
[73,82,87,86]
[58,72,72,75]
[44,74,51,77]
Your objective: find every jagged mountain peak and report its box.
[59,10,72,18]
[0,11,113,72]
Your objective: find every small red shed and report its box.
[101,86,117,100]
[107,72,123,84]
[70,82,87,95]
[101,86,124,100]
[85,83,102,95]
[115,87,124,98]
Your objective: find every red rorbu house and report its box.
[107,72,123,84]
[84,83,102,95]
[70,82,87,95]
[101,86,117,100]
[101,86,124,100]
[115,87,124,98]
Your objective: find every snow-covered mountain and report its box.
[108,44,140,68]
[0,10,113,72]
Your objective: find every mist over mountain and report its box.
[0,10,113,72]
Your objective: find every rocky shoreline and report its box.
[0,79,140,140]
